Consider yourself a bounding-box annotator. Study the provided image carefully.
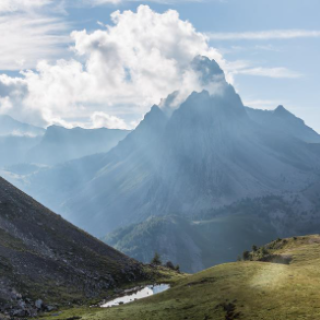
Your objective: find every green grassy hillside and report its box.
[42,234,320,320]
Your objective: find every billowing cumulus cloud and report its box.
[0,5,228,129]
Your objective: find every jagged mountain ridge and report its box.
[0,177,145,316]
[11,57,320,239]
[0,116,129,169]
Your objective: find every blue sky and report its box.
[0,0,319,132]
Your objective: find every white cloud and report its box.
[0,14,70,70]
[243,99,283,110]
[207,29,320,41]
[0,0,206,13]
[234,67,301,79]
[223,60,301,79]
[0,5,302,130]
[91,112,129,129]
[0,5,226,128]
[0,0,70,71]
[0,74,45,125]
[0,74,27,114]
[0,96,13,114]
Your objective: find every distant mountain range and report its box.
[4,57,320,272]
[0,115,45,137]
[0,115,129,167]
[25,125,130,166]
[0,177,145,317]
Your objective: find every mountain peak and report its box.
[274,105,292,117]
[172,86,246,125]
[149,104,163,115]
[46,125,66,131]
[45,125,69,141]
[139,105,167,128]
[192,56,225,86]
[273,105,304,123]
[116,105,168,152]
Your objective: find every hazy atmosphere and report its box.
[0,1,320,320]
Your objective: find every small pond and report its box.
[101,284,170,308]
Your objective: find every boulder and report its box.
[35,299,43,309]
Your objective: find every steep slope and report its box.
[42,234,320,320]
[0,177,145,317]
[246,105,320,143]
[0,115,45,137]
[26,125,130,165]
